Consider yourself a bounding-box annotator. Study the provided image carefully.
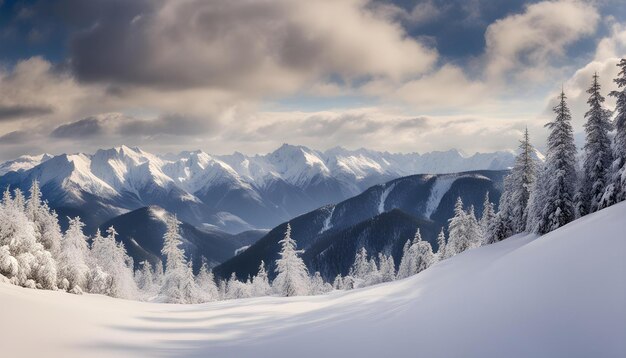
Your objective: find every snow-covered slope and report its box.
[1,202,624,358]
[0,144,520,232]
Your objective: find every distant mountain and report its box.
[0,144,521,233]
[213,170,507,280]
[0,153,53,176]
[99,206,267,272]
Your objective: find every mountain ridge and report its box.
[0,144,524,232]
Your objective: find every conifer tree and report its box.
[225,272,251,299]
[578,73,613,215]
[195,260,219,301]
[466,206,483,248]
[528,91,578,234]
[160,214,203,303]
[445,197,468,258]
[436,228,447,260]
[136,260,155,293]
[349,247,370,280]
[89,226,137,299]
[480,192,496,240]
[58,217,91,291]
[0,188,56,289]
[601,59,626,207]
[273,224,310,296]
[499,129,537,235]
[310,271,332,295]
[397,229,435,279]
[332,274,344,290]
[251,260,271,297]
[378,253,396,282]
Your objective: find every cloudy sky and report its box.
[0,0,625,159]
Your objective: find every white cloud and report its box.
[485,0,599,81]
[364,64,490,112]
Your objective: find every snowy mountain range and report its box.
[0,144,523,233]
[214,170,507,280]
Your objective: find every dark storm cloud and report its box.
[50,117,103,138]
[0,130,28,144]
[0,105,53,121]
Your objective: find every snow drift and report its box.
[1,202,624,358]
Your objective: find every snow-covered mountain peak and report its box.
[265,143,331,185]
[0,153,53,176]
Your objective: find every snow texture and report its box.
[319,206,335,234]
[377,183,396,214]
[1,202,624,357]
[424,175,457,219]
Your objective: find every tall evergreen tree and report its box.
[435,228,447,260]
[466,206,483,247]
[58,217,91,291]
[480,192,496,239]
[89,226,137,299]
[349,247,370,280]
[160,214,203,303]
[601,59,626,207]
[578,73,613,215]
[445,197,469,258]
[528,91,577,234]
[378,253,396,282]
[273,224,310,296]
[499,128,538,235]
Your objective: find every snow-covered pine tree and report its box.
[445,197,467,258]
[195,260,219,301]
[499,128,538,236]
[89,226,137,299]
[601,59,626,207]
[485,212,506,245]
[153,259,164,287]
[26,181,63,256]
[397,229,436,279]
[136,260,155,294]
[349,247,370,281]
[251,260,271,297]
[528,91,578,234]
[578,73,613,215]
[480,192,496,241]
[435,228,447,260]
[0,188,57,289]
[466,206,483,248]
[273,224,310,296]
[225,272,251,299]
[310,271,332,295]
[397,230,420,279]
[160,214,203,303]
[378,253,396,282]
[86,229,111,294]
[58,216,91,292]
[332,274,344,290]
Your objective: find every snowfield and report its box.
[2,203,625,357]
